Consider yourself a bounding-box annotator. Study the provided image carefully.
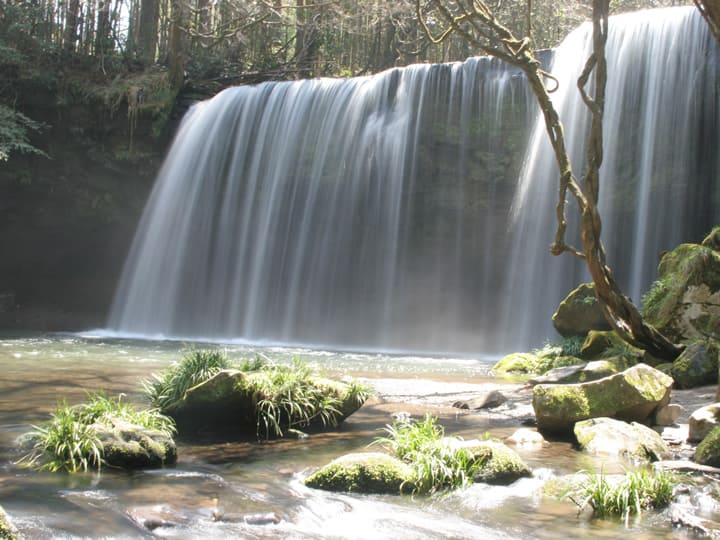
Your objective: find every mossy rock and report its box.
[464,440,532,485]
[166,369,367,437]
[689,404,720,442]
[643,242,720,343]
[532,364,673,434]
[552,283,611,337]
[94,419,177,469]
[574,417,670,462]
[670,339,720,389]
[701,226,720,252]
[579,330,643,360]
[304,452,415,494]
[492,352,541,375]
[693,426,720,467]
[0,505,17,540]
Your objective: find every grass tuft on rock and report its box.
[143,349,233,410]
[374,414,482,494]
[19,392,175,473]
[571,468,676,518]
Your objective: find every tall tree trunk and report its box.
[138,0,160,62]
[168,0,187,90]
[95,0,111,55]
[63,0,80,52]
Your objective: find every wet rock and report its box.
[694,426,720,467]
[447,439,532,485]
[689,403,720,442]
[573,417,671,462]
[304,452,415,494]
[243,512,282,525]
[128,504,184,531]
[506,428,546,446]
[552,283,611,337]
[653,403,684,426]
[643,241,720,343]
[670,340,720,389]
[94,419,177,468]
[0,504,17,540]
[532,364,673,434]
[452,390,507,410]
[528,365,585,385]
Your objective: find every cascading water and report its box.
[108,6,718,354]
[108,57,534,352]
[502,6,720,349]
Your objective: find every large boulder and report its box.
[579,330,644,361]
[573,417,671,462]
[532,364,673,434]
[701,226,720,252]
[493,352,584,376]
[643,242,720,343]
[694,426,720,467]
[304,453,415,494]
[670,340,720,389]
[166,369,366,436]
[689,404,720,442]
[94,419,177,468]
[552,283,611,337]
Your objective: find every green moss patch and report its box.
[304,452,415,494]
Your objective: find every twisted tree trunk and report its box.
[416,0,684,360]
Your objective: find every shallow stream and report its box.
[0,334,700,538]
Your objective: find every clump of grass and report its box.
[247,360,344,439]
[144,349,232,410]
[373,414,482,494]
[19,392,175,473]
[572,468,676,519]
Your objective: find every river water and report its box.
[0,334,696,538]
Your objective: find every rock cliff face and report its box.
[0,68,173,331]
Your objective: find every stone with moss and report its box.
[701,226,720,252]
[493,351,584,377]
[552,283,611,337]
[643,241,720,343]
[304,452,415,494]
[0,505,17,540]
[579,330,644,361]
[670,339,720,389]
[693,426,720,467]
[532,364,673,434]
[93,419,177,468]
[574,417,670,462]
[492,352,542,375]
[164,367,369,438]
[457,439,532,485]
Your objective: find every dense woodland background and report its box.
[0,0,694,331]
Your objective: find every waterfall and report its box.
[502,6,720,349]
[108,6,718,354]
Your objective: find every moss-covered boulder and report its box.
[304,452,414,494]
[492,352,542,375]
[579,330,644,361]
[574,417,670,462]
[552,283,611,337]
[532,364,673,434]
[0,504,17,540]
[701,226,720,252]
[643,242,720,343]
[94,419,177,468]
[165,368,368,437]
[689,404,720,442]
[693,426,720,467]
[670,339,720,389]
[465,440,532,485]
